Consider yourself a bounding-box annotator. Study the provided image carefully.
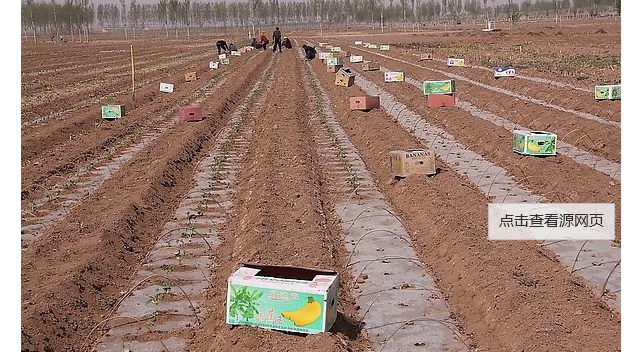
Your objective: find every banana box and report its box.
[326,57,343,66]
[226,263,339,334]
[384,71,404,82]
[513,130,557,156]
[220,57,230,65]
[594,84,621,100]
[423,79,455,95]
[331,46,342,52]
[389,149,436,177]
[219,53,227,59]
[319,52,333,60]
[379,44,390,51]
[349,55,363,63]
[209,61,219,69]
[101,105,125,119]
[494,67,516,78]
[368,44,378,49]
[447,58,465,67]
[355,40,363,45]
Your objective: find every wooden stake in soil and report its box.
[131,44,136,108]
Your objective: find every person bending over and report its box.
[302,44,317,60]
[216,40,229,55]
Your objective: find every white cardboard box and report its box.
[159,82,174,93]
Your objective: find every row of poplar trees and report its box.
[21,0,620,41]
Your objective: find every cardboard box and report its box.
[220,57,230,65]
[362,62,380,71]
[594,84,621,100]
[368,44,378,49]
[447,58,465,67]
[219,53,227,59]
[379,44,390,51]
[179,105,203,122]
[355,40,363,45]
[327,64,343,73]
[349,96,380,111]
[349,55,363,63]
[363,42,370,47]
[423,80,455,95]
[330,46,342,52]
[231,50,241,56]
[159,82,174,93]
[335,51,350,58]
[389,149,437,177]
[326,57,343,66]
[426,93,456,107]
[101,105,125,119]
[226,263,339,334]
[384,71,404,82]
[419,53,433,61]
[319,42,329,47]
[319,52,333,60]
[513,130,557,156]
[335,67,356,87]
[209,61,220,69]
[494,67,516,78]
[184,72,197,82]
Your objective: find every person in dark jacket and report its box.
[282,37,292,49]
[302,44,317,60]
[272,26,282,53]
[216,40,229,55]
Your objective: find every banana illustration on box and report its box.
[281,296,322,326]
[527,140,543,153]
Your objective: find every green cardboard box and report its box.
[513,130,557,156]
[611,85,621,99]
[326,57,343,66]
[220,57,230,65]
[423,80,455,95]
[101,105,125,119]
[595,84,621,100]
[379,44,390,51]
[226,263,338,334]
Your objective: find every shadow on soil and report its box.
[330,311,365,340]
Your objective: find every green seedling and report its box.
[163,264,175,275]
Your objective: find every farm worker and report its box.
[272,26,282,53]
[229,43,238,52]
[260,33,269,50]
[282,37,292,49]
[302,45,317,60]
[216,40,229,55]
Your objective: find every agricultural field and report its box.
[20,18,621,352]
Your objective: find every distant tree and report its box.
[119,0,127,40]
[157,0,169,36]
[168,0,179,36]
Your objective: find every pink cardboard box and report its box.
[179,105,203,122]
[350,96,380,111]
[426,94,456,108]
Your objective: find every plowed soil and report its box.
[21,20,620,352]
